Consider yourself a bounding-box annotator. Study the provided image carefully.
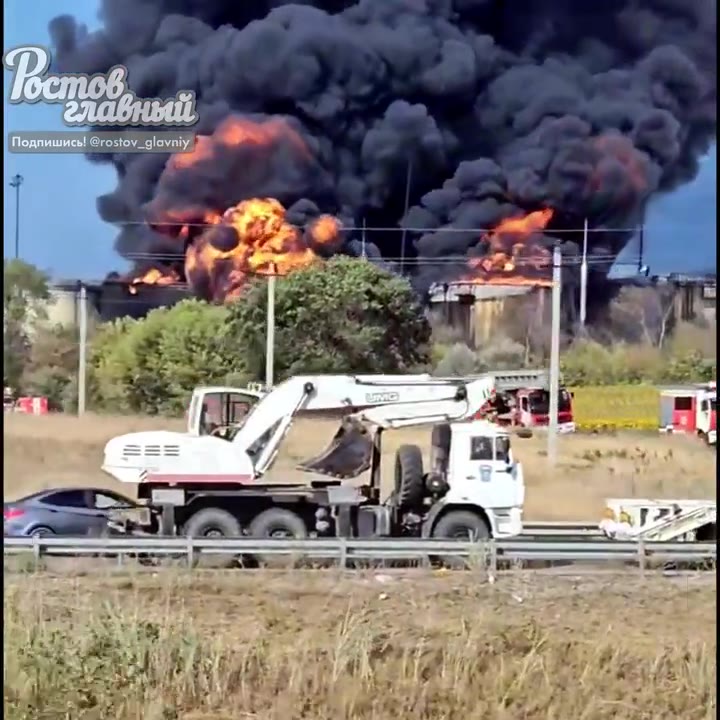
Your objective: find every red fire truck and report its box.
[658,381,716,445]
[465,370,576,433]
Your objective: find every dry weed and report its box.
[3,570,715,720]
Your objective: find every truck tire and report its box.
[249,508,308,568]
[182,507,243,569]
[394,444,424,511]
[432,510,490,569]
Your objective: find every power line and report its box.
[118,253,642,266]
[107,218,644,233]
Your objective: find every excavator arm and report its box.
[230,374,497,478]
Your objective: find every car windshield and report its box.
[528,389,571,414]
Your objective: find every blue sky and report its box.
[3,1,717,281]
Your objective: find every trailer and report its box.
[600,498,716,542]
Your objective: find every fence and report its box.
[4,536,715,573]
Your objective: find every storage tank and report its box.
[428,281,547,348]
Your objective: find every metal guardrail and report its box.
[523,521,603,537]
[3,536,715,571]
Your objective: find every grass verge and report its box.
[3,570,716,720]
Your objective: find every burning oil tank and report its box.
[97,279,193,321]
[48,279,192,326]
[428,281,577,349]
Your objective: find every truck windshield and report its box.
[528,390,571,414]
[495,436,511,463]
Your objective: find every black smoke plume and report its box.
[49,0,716,310]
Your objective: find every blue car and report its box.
[4,487,137,537]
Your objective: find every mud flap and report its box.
[297,420,374,479]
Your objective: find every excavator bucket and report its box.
[297,420,374,479]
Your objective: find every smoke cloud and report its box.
[49,0,716,302]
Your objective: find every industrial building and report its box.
[427,274,716,348]
[41,273,715,344]
[42,279,192,330]
[427,281,563,348]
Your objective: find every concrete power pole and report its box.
[579,218,589,328]
[77,283,88,416]
[547,244,562,465]
[265,264,277,390]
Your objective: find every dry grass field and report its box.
[4,412,715,519]
[3,569,716,720]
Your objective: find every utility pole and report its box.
[77,283,88,416]
[579,218,589,329]
[399,158,413,275]
[265,264,277,390]
[9,173,23,259]
[547,244,562,465]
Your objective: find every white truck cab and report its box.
[439,421,524,537]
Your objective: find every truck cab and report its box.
[439,421,524,537]
[510,387,575,432]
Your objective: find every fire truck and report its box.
[658,381,716,446]
[461,370,576,433]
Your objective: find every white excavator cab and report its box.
[186,386,266,438]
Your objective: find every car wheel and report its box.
[28,526,54,538]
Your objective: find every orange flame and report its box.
[127,116,341,301]
[464,208,554,287]
[128,267,181,294]
[168,116,309,172]
[183,198,342,302]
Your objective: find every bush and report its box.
[227,257,432,381]
[561,339,716,386]
[433,343,478,376]
[90,300,245,415]
[21,324,78,411]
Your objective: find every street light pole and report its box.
[9,174,24,259]
[265,264,277,390]
[547,243,562,466]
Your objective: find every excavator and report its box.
[102,372,537,550]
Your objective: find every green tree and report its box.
[90,299,247,415]
[227,256,432,381]
[3,259,50,390]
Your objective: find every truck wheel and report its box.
[432,510,490,569]
[182,508,243,568]
[394,444,424,511]
[249,508,308,568]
